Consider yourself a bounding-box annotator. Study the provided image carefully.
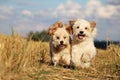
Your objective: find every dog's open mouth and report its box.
[59,44,66,48]
[54,44,67,50]
[78,34,86,39]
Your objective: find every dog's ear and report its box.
[48,27,56,36]
[69,20,75,34]
[89,21,97,36]
[69,20,75,27]
[89,21,96,28]
[48,21,63,36]
[64,24,73,34]
[54,21,63,28]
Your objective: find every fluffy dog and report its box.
[69,19,97,68]
[48,21,72,66]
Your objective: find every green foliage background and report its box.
[27,30,50,42]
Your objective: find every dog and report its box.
[48,21,72,66]
[69,19,97,68]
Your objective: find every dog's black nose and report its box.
[60,41,64,45]
[80,31,84,34]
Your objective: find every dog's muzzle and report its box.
[78,31,86,39]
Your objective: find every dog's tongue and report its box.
[78,35,85,39]
[79,35,84,39]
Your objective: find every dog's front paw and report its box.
[81,54,90,63]
[53,60,59,66]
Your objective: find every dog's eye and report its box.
[56,36,59,39]
[85,27,88,30]
[77,26,79,29]
[64,37,66,39]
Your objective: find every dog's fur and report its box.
[48,21,72,66]
[69,19,97,68]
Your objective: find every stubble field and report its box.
[0,34,120,80]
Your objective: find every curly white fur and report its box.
[71,19,97,68]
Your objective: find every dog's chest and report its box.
[72,40,94,52]
[72,46,83,57]
[60,48,70,55]
[71,43,89,63]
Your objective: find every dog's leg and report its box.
[49,39,54,65]
[52,54,60,66]
[49,49,54,65]
[62,53,71,65]
[81,53,91,68]
[54,60,58,66]
[81,53,91,63]
[71,55,81,67]
[81,62,90,68]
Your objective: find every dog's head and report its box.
[48,22,72,50]
[69,19,97,42]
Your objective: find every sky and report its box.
[0,0,120,41]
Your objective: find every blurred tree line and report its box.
[27,30,50,42]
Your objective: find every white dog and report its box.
[48,21,72,66]
[69,19,97,68]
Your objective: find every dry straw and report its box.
[0,34,120,80]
